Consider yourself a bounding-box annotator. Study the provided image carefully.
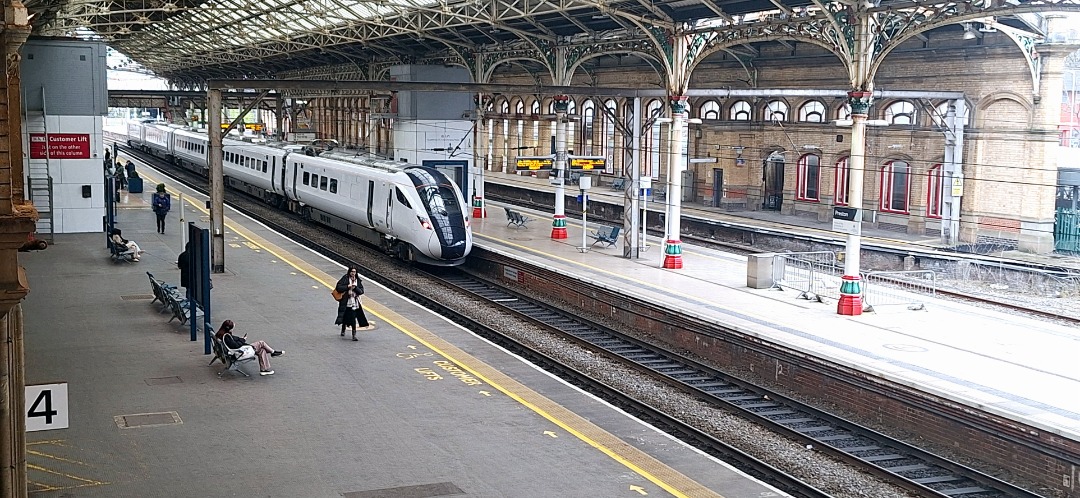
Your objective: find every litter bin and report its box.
[128,177,143,193]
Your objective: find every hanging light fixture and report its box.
[962,23,977,40]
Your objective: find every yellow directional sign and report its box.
[515,156,554,171]
[569,156,606,170]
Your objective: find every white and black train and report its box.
[125,122,473,265]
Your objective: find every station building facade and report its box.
[296,25,1076,253]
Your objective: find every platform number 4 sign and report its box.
[25,383,68,432]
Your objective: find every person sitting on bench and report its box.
[215,319,283,376]
[109,228,144,261]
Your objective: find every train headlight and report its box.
[418,216,432,230]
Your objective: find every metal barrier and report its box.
[773,251,842,301]
[860,270,936,311]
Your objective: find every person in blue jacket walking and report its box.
[151,184,172,234]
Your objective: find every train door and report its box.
[365,180,375,228]
[763,154,785,211]
[385,183,394,232]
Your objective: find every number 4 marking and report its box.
[27,390,57,424]
[24,383,68,432]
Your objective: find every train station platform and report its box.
[470,199,1080,444]
[16,164,788,496]
[480,170,1080,270]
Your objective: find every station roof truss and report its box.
[25,0,1080,87]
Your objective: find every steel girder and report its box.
[25,0,1080,86]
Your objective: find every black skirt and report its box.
[338,306,369,327]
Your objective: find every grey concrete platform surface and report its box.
[18,165,790,497]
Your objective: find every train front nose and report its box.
[424,229,470,261]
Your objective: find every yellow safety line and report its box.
[26,448,91,466]
[151,174,724,498]
[26,464,107,485]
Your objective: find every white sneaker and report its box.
[260,370,274,376]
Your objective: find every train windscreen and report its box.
[406,167,468,259]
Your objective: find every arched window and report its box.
[932,101,971,128]
[837,104,851,121]
[582,100,595,151]
[500,101,510,113]
[927,164,943,218]
[764,100,788,122]
[531,100,541,149]
[566,99,577,153]
[796,154,820,201]
[881,160,911,213]
[730,101,752,121]
[645,99,663,177]
[835,157,849,205]
[799,101,826,122]
[515,100,525,114]
[699,101,721,120]
[885,101,917,125]
[603,99,617,172]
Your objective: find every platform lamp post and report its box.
[551,95,570,239]
[836,90,886,315]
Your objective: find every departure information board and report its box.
[569,156,606,170]
[515,156,554,171]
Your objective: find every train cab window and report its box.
[329,179,338,194]
[303,172,310,185]
[319,176,328,191]
[395,187,412,208]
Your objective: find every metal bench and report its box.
[208,326,256,377]
[110,241,136,263]
[504,207,532,228]
[590,225,622,247]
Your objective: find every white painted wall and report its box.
[24,114,106,233]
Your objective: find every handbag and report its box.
[331,288,343,301]
[234,345,256,361]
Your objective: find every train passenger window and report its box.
[262,160,267,173]
[329,179,338,194]
[303,172,310,185]
[395,187,411,208]
[312,174,319,187]
[320,176,328,191]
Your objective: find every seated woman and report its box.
[109,228,143,261]
[214,320,283,376]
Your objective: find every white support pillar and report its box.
[662,96,689,269]
[551,95,570,239]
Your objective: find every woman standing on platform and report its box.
[334,267,372,341]
[151,184,171,234]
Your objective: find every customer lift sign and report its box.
[30,133,91,159]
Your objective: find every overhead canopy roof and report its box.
[23,0,1053,87]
